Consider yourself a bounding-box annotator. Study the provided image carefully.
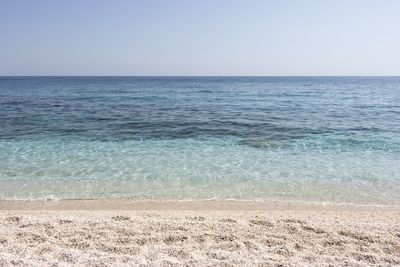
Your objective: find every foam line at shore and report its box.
[1,199,400,211]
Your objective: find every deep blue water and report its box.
[1,76,400,204]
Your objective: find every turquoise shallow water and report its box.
[1,77,400,204]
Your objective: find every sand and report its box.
[1,201,400,266]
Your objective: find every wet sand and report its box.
[1,200,400,266]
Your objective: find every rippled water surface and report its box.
[1,77,400,204]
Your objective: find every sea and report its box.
[1,76,399,204]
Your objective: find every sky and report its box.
[0,0,399,76]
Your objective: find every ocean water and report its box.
[1,76,400,204]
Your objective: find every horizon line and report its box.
[1,75,400,78]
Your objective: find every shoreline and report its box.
[1,199,399,211]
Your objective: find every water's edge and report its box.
[1,199,400,211]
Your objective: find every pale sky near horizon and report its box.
[1,0,399,76]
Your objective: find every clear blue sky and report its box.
[1,0,399,76]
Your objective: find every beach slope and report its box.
[1,201,400,266]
